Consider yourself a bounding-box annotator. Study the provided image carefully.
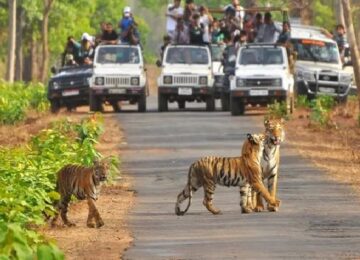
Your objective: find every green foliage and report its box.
[309,96,335,127]
[0,114,118,259]
[312,0,336,31]
[296,95,311,109]
[0,81,49,125]
[267,101,288,120]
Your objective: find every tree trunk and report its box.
[40,0,54,83]
[6,0,17,82]
[335,0,345,26]
[291,0,313,25]
[342,0,360,109]
[15,6,24,81]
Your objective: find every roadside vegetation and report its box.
[0,114,119,259]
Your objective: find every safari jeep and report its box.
[157,44,214,111]
[230,44,294,116]
[290,25,353,101]
[89,44,148,112]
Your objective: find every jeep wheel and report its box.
[178,100,185,109]
[230,97,245,116]
[50,100,60,114]
[220,93,230,111]
[158,93,168,112]
[90,93,102,112]
[138,94,147,112]
[205,96,215,111]
[111,101,121,113]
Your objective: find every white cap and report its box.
[124,6,131,14]
[81,32,92,41]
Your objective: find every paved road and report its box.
[119,97,360,260]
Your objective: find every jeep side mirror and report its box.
[156,60,162,67]
[51,66,57,74]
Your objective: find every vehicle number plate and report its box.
[249,89,268,96]
[62,90,79,96]
[109,89,126,94]
[178,88,192,96]
[319,87,335,93]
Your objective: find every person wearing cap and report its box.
[119,6,140,44]
[166,0,184,39]
[79,33,95,64]
[255,12,281,43]
[119,6,134,37]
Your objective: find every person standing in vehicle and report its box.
[79,34,95,64]
[101,22,119,45]
[183,0,196,26]
[255,12,281,43]
[166,0,184,40]
[321,24,347,61]
[189,13,204,45]
[199,5,213,44]
[277,21,291,45]
[173,18,190,44]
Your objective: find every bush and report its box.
[0,81,49,125]
[267,101,288,120]
[296,95,310,109]
[309,96,335,127]
[0,114,118,259]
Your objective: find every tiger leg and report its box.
[203,182,221,215]
[267,174,279,212]
[240,183,252,214]
[59,195,76,227]
[252,181,280,209]
[50,203,60,227]
[253,191,265,212]
[87,198,104,228]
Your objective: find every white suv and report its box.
[90,44,148,112]
[230,44,294,116]
[157,45,214,111]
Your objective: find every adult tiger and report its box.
[51,159,108,228]
[253,119,285,212]
[175,133,280,216]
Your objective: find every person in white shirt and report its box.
[224,0,245,27]
[166,0,184,40]
[199,5,213,44]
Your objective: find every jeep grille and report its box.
[173,76,198,85]
[105,77,130,86]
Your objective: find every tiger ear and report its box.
[264,119,270,128]
[247,133,254,143]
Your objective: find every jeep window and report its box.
[290,39,339,64]
[210,45,225,62]
[166,47,209,65]
[239,47,283,65]
[96,46,140,64]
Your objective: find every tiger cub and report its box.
[51,159,108,228]
[175,133,280,216]
[252,119,285,212]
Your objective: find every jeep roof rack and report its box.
[244,43,280,48]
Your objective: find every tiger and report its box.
[175,133,281,216]
[252,119,285,213]
[51,159,108,228]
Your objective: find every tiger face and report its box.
[264,119,285,146]
[93,160,108,182]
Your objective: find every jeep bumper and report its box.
[296,80,350,99]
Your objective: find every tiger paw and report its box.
[96,219,105,228]
[65,221,76,227]
[253,206,264,212]
[241,207,253,214]
[87,222,96,228]
[267,205,279,212]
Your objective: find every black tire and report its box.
[111,101,121,113]
[220,93,230,111]
[205,96,215,111]
[50,100,60,114]
[138,94,146,112]
[178,100,185,109]
[89,93,102,112]
[230,96,245,116]
[158,93,168,112]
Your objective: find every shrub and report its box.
[296,95,310,109]
[309,96,335,127]
[267,101,288,120]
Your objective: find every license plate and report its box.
[249,89,268,96]
[109,89,126,94]
[62,90,79,96]
[178,88,192,96]
[319,87,335,93]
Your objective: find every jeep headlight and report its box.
[273,79,282,86]
[52,81,59,90]
[297,71,315,82]
[131,77,140,86]
[236,78,245,87]
[340,74,352,84]
[95,77,105,85]
[199,76,208,85]
[163,76,172,84]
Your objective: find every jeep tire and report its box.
[158,93,168,112]
[89,93,102,112]
[50,100,60,114]
[178,100,186,109]
[220,93,230,111]
[138,93,147,112]
[230,96,245,116]
[205,96,215,111]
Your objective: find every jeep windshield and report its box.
[96,46,140,64]
[165,46,209,65]
[291,39,339,64]
[239,47,284,65]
